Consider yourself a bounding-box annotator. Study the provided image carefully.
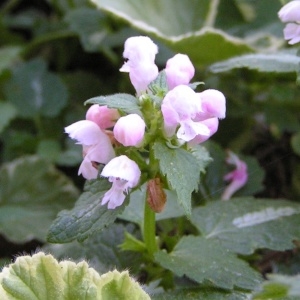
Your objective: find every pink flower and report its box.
[194,89,226,121]
[161,85,210,141]
[113,114,146,146]
[101,155,141,209]
[86,104,120,129]
[165,54,195,90]
[65,120,104,145]
[283,23,300,44]
[188,118,219,146]
[278,1,300,44]
[278,1,300,23]
[221,151,248,200]
[120,36,159,94]
[65,120,115,180]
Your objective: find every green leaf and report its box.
[191,198,300,255]
[119,183,185,227]
[65,8,108,52]
[253,274,300,300]
[37,139,62,162]
[155,236,262,290]
[61,71,105,103]
[93,0,211,37]
[0,102,17,134]
[56,139,83,167]
[199,141,227,200]
[92,0,254,65]
[152,288,251,300]
[0,252,150,300]
[47,178,127,243]
[120,231,147,253]
[166,28,254,67]
[45,223,143,275]
[190,144,213,173]
[0,156,78,243]
[153,142,202,216]
[265,105,300,133]
[148,70,168,95]
[0,47,20,74]
[4,58,68,118]
[210,51,300,74]
[85,93,141,115]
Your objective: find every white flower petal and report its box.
[65,120,104,145]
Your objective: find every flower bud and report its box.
[113,114,146,146]
[165,54,195,90]
[147,178,166,213]
[86,104,119,129]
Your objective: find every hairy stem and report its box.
[143,198,158,256]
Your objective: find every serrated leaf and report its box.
[47,178,127,243]
[85,93,141,115]
[155,236,262,290]
[0,47,20,74]
[190,144,212,172]
[210,51,300,74]
[45,223,143,275]
[119,183,185,227]
[4,58,68,118]
[0,102,17,134]
[153,142,202,216]
[65,8,108,52]
[92,0,254,65]
[148,70,168,94]
[253,274,300,300]
[191,198,300,255]
[0,156,78,243]
[0,252,150,300]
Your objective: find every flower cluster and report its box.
[65,105,143,209]
[278,0,300,45]
[65,36,226,209]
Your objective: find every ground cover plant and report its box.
[1,0,300,299]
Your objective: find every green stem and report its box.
[143,199,158,256]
